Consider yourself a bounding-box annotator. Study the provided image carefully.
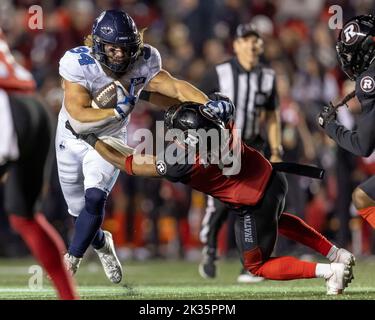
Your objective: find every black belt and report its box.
[271,162,325,180]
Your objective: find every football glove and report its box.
[317,102,337,129]
[205,99,234,123]
[114,81,137,121]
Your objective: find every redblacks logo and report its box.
[341,22,360,45]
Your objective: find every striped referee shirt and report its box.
[200,58,278,144]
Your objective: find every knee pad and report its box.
[84,188,107,216]
[243,247,264,275]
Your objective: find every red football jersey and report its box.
[0,29,36,93]
[187,142,272,206]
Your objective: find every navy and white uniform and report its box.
[56,44,161,216]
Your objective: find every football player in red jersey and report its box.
[67,95,355,295]
[0,28,77,300]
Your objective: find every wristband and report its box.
[125,155,134,175]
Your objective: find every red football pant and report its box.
[278,212,333,256]
[243,247,317,280]
[9,213,78,300]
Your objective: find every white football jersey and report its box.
[58,44,161,138]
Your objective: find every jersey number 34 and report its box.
[69,47,95,66]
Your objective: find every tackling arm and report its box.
[94,139,159,177]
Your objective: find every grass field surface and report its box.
[0,257,375,300]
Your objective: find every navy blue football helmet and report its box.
[92,10,142,73]
[336,15,375,80]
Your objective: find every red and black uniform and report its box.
[152,100,336,280]
[156,135,320,278]
[0,30,36,93]
[0,29,77,299]
[0,30,49,218]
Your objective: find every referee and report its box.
[198,23,283,282]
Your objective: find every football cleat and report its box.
[326,263,348,295]
[237,269,264,283]
[94,231,123,284]
[331,248,355,287]
[64,253,82,275]
[198,246,217,279]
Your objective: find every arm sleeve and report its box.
[325,106,375,157]
[156,142,193,182]
[59,51,89,90]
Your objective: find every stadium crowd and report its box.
[0,0,374,261]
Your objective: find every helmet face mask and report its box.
[92,10,142,74]
[164,102,227,161]
[336,15,375,80]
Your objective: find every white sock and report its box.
[326,245,339,262]
[315,263,333,279]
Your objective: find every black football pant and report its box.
[3,94,51,218]
[200,140,266,254]
[233,171,288,266]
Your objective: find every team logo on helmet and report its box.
[360,76,375,93]
[341,22,360,45]
[156,160,167,175]
[100,26,114,35]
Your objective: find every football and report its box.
[91,80,127,109]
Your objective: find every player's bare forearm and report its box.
[63,79,116,122]
[95,140,126,170]
[146,69,209,108]
[266,110,283,161]
[131,154,159,177]
[140,91,181,109]
[95,140,159,177]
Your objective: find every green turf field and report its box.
[0,257,374,300]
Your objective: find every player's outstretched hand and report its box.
[65,121,99,148]
[205,99,234,123]
[114,81,137,120]
[317,102,337,129]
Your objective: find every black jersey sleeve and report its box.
[156,142,193,182]
[325,65,375,157]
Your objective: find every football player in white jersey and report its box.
[57,10,214,283]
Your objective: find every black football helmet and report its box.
[92,10,142,74]
[164,102,226,154]
[336,15,375,80]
